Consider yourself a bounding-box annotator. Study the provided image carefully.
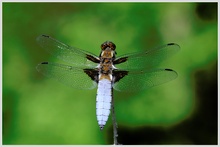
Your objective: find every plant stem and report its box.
[111,89,119,145]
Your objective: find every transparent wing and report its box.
[36,62,97,90]
[113,69,178,92]
[114,43,180,71]
[36,35,99,68]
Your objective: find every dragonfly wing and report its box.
[113,69,178,92]
[36,35,100,68]
[36,62,98,90]
[114,43,180,71]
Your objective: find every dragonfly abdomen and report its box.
[96,78,112,130]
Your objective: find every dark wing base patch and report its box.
[86,54,100,63]
[113,57,128,64]
[113,70,128,83]
[84,69,99,83]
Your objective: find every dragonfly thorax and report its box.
[99,42,116,76]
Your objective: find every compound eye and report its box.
[101,43,106,50]
[109,42,116,50]
[101,41,116,50]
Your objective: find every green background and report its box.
[3,2,217,145]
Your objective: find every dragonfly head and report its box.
[101,41,116,51]
[100,41,117,57]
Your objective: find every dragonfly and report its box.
[36,34,180,130]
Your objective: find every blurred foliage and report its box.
[3,2,217,145]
